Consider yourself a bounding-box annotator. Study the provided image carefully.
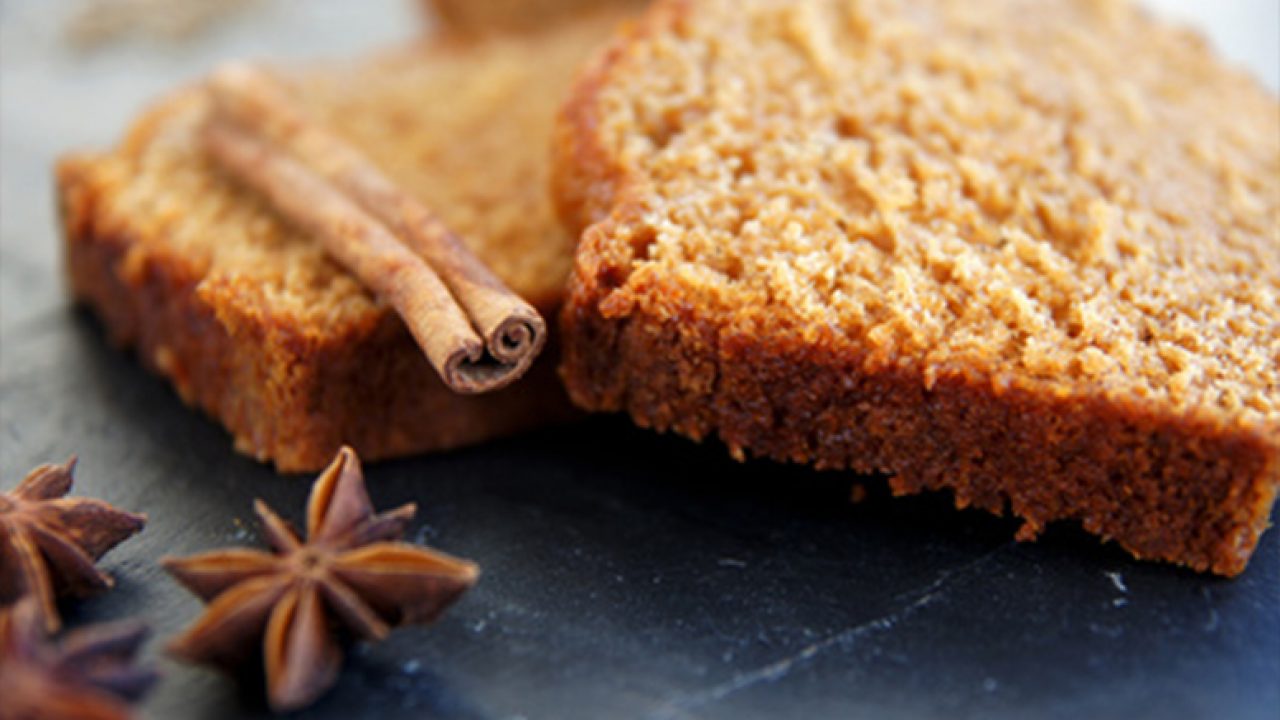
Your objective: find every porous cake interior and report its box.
[577,0,1279,429]
[82,10,630,335]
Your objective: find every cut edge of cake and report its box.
[552,0,1280,575]
[59,125,572,473]
[56,23,602,471]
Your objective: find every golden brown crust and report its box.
[562,288,1278,575]
[60,154,572,472]
[427,0,646,35]
[556,0,1280,575]
[54,12,637,471]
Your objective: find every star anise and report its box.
[0,596,158,720]
[0,458,147,633]
[161,446,480,712]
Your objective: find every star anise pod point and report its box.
[162,446,479,712]
[1,457,147,633]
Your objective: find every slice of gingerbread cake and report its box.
[554,0,1280,575]
[60,8,634,471]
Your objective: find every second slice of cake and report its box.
[59,8,634,471]
[554,0,1280,575]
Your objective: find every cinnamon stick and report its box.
[203,62,546,393]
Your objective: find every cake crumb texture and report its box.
[60,9,633,471]
[556,0,1280,574]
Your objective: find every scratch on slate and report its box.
[1105,571,1127,594]
[1200,587,1219,633]
[648,546,1010,719]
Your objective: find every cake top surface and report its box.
[76,8,630,336]
[566,0,1280,431]
[428,0,646,33]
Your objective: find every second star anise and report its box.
[0,596,158,720]
[0,458,146,632]
[161,446,480,712]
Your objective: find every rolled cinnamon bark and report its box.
[204,62,546,393]
[205,122,517,393]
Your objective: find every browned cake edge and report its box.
[58,151,574,474]
[553,2,1280,576]
[426,0,645,35]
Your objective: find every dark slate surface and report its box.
[1,2,1277,719]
